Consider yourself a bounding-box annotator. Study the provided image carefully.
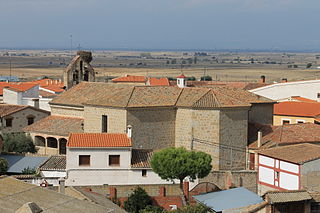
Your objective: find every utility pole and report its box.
[70,34,73,59]
[9,54,12,82]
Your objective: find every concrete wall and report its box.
[127,108,176,150]
[22,85,39,98]
[273,115,314,126]
[84,106,127,133]
[219,108,248,170]
[51,105,84,118]
[249,103,274,125]
[1,107,49,133]
[66,147,172,186]
[22,98,52,112]
[301,158,320,192]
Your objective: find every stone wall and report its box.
[249,103,274,125]
[83,106,127,133]
[127,108,176,150]
[301,158,320,192]
[200,170,257,193]
[51,105,84,118]
[219,108,248,170]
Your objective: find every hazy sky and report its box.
[1,0,320,50]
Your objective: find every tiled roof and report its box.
[112,75,146,83]
[67,133,132,148]
[264,190,312,203]
[39,155,66,171]
[258,143,320,164]
[274,101,320,117]
[3,83,37,93]
[0,104,28,117]
[249,123,320,149]
[32,79,64,93]
[131,149,153,168]
[149,78,170,86]
[291,96,317,103]
[177,74,186,78]
[51,82,272,109]
[23,115,84,136]
[39,90,57,98]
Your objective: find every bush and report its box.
[200,76,212,81]
[2,133,36,154]
[124,187,153,213]
[139,205,164,213]
[0,157,8,175]
[21,167,37,175]
[187,76,196,81]
[170,204,211,213]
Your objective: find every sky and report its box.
[0,0,320,50]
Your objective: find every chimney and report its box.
[58,178,65,194]
[127,125,132,138]
[260,75,266,83]
[32,99,39,109]
[257,131,262,148]
[281,78,287,83]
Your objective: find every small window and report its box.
[297,120,305,124]
[282,120,290,125]
[5,118,13,127]
[102,115,108,133]
[275,171,279,180]
[79,155,90,166]
[142,169,147,177]
[109,155,120,166]
[318,93,320,99]
[27,116,35,125]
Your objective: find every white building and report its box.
[249,79,320,101]
[257,143,320,195]
[65,133,174,186]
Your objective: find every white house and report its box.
[257,143,320,195]
[249,79,320,101]
[65,132,173,186]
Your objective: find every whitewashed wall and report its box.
[3,88,22,105]
[258,154,299,190]
[250,80,320,101]
[66,148,174,186]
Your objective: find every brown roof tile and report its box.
[112,75,146,83]
[258,143,320,164]
[264,190,312,203]
[51,82,272,109]
[131,149,153,168]
[0,104,29,117]
[23,115,83,136]
[249,123,320,149]
[67,133,131,148]
[39,156,66,171]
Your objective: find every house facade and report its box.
[257,144,320,195]
[65,133,173,186]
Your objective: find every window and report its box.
[102,115,108,133]
[282,119,290,125]
[275,171,279,180]
[142,169,147,177]
[318,93,320,99]
[296,120,305,124]
[27,116,35,125]
[79,155,90,166]
[5,117,13,127]
[109,155,120,166]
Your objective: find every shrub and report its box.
[2,133,36,154]
[0,157,8,175]
[124,187,153,213]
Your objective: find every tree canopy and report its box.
[151,147,212,189]
[2,133,36,154]
[124,187,153,213]
[0,157,8,175]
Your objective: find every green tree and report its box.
[0,157,8,175]
[151,147,212,190]
[124,187,153,213]
[200,75,212,81]
[2,133,36,153]
[139,205,164,213]
[306,63,312,68]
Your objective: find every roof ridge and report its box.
[174,88,184,106]
[126,86,136,107]
[191,89,221,108]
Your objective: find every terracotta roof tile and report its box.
[149,78,170,86]
[39,90,57,98]
[39,156,66,171]
[51,82,272,109]
[67,133,131,148]
[290,96,317,103]
[264,190,312,203]
[23,115,83,136]
[131,149,153,168]
[274,101,320,117]
[258,143,320,164]
[112,75,146,83]
[3,83,37,93]
[249,123,320,149]
[0,104,29,117]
